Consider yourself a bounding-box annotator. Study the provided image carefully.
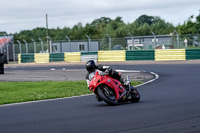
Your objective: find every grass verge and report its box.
[0,80,142,105]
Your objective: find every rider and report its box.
[85,60,126,101]
[85,60,122,87]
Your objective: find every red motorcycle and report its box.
[88,70,140,105]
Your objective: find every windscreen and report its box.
[89,72,95,81]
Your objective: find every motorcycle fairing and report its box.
[89,71,125,100]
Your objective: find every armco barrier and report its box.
[155,49,186,61]
[20,54,34,63]
[64,52,81,62]
[186,49,200,60]
[98,50,126,62]
[126,50,154,61]
[35,53,50,63]
[81,52,98,62]
[49,53,64,62]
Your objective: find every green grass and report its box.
[0,81,142,105]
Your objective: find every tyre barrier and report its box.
[17,49,200,64]
[18,54,21,64]
[20,54,35,63]
[155,49,186,61]
[64,52,81,62]
[81,52,98,62]
[98,50,126,62]
[35,53,50,63]
[50,53,64,62]
[186,49,200,60]
[126,50,154,61]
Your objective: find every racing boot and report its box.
[130,85,136,92]
[126,92,132,100]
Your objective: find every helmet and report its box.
[85,60,96,72]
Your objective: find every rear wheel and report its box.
[130,89,140,103]
[97,86,118,105]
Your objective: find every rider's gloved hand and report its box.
[105,67,113,75]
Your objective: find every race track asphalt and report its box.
[0,63,200,133]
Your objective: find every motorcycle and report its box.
[88,70,140,105]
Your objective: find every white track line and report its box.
[0,94,94,107]
[0,70,159,107]
[116,70,142,73]
[116,69,159,87]
[135,72,159,87]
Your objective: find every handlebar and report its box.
[98,71,108,76]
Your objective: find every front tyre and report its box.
[97,86,118,105]
[130,89,140,103]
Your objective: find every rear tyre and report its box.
[130,89,140,103]
[97,86,118,105]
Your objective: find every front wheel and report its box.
[130,89,140,103]
[97,86,118,105]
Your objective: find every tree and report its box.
[195,15,200,34]
[1,14,178,45]
[70,22,85,39]
[177,15,200,35]
[135,15,156,25]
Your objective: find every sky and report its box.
[0,0,200,34]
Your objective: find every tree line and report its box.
[1,14,200,43]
